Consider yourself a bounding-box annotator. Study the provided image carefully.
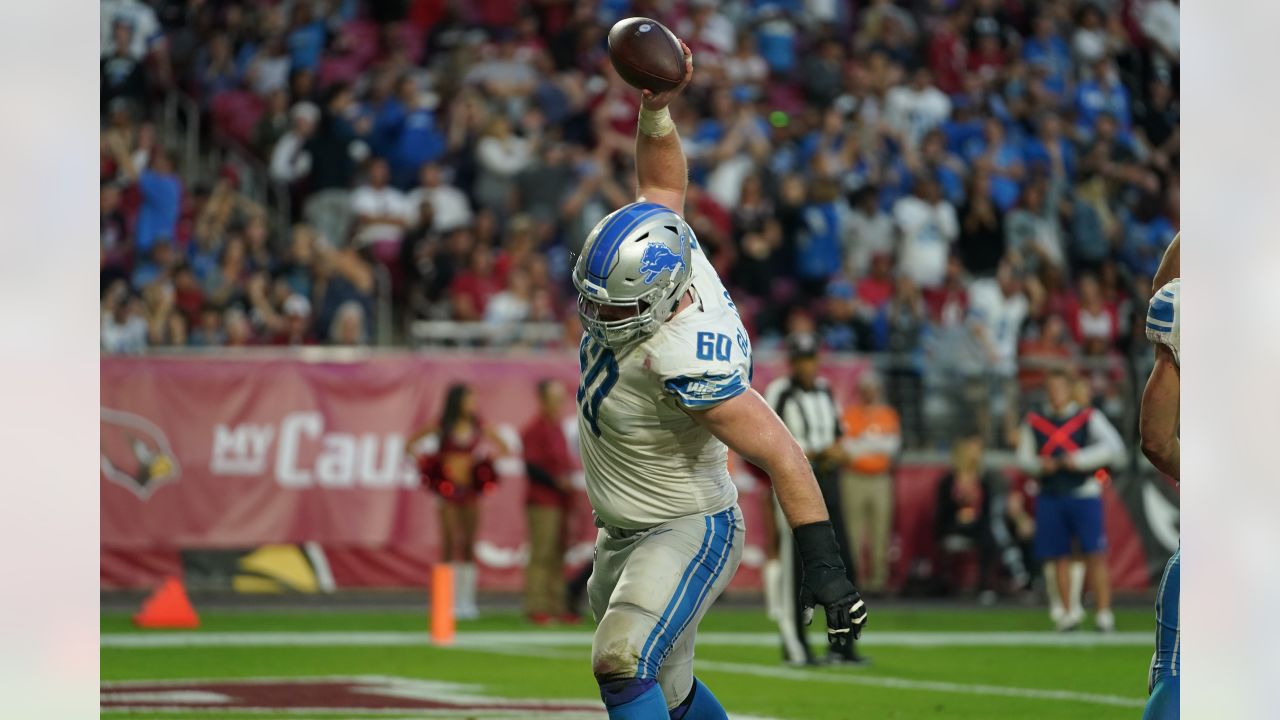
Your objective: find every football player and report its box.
[1141,234,1179,719]
[573,42,867,720]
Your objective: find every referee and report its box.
[763,333,865,665]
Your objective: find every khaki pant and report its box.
[524,504,567,617]
[840,470,893,593]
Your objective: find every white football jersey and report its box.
[576,239,751,529]
[1146,279,1180,366]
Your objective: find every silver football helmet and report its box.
[573,201,695,349]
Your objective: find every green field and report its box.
[102,605,1155,719]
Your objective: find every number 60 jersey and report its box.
[576,240,752,530]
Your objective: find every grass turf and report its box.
[102,606,1155,719]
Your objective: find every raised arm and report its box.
[634,40,693,214]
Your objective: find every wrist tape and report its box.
[638,105,675,138]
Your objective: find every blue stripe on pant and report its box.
[636,508,737,679]
[1144,547,1179,719]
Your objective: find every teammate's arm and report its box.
[634,41,693,214]
[688,390,868,643]
[1140,345,1180,479]
[1152,232,1179,295]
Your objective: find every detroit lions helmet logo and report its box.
[639,236,685,285]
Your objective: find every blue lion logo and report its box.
[638,239,685,285]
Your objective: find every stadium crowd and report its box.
[99,0,1178,439]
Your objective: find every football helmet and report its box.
[573,201,695,349]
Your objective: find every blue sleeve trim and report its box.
[1147,296,1175,328]
[664,372,748,409]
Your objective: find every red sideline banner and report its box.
[101,353,1164,593]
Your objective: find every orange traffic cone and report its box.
[133,576,199,629]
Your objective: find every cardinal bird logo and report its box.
[101,407,181,499]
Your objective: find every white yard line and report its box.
[102,629,1151,649]
[693,659,1146,709]
[463,647,1147,710]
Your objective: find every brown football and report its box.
[607,17,685,93]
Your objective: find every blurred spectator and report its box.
[253,90,292,159]
[957,171,1005,278]
[328,300,368,346]
[408,162,474,234]
[934,435,1028,598]
[794,178,845,298]
[244,34,291,97]
[839,372,901,595]
[351,156,412,257]
[224,306,254,347]
[114,146,181,259]
[927,10,969,95]
[969,118,1025,212]
[884,275,927,447]
[843,186,894,279]
[884,68,951,149]
[1069,275,1120,349]
[521,379,575,624]
[1075,58,1132,138]
[286,2,327,73]
[386,77,447,189]
[303,84,362,247]
[1005,177,1065,274]
[474,115,534,215]
[1018,314,1076,391]
[100,181,130,274]
[1022,12,1072,101]
[193,33,240,101]
[515,142,575,227]
[189,303,226,347]
[269,102,320,184]
[894,177,959,290]
[101,20,149,115]
[450,246,500,321]
[968,261,1029,446]
[485,268,534,325]
[101,0,161,60]
[729,173,781,301]
[102,282,149,354]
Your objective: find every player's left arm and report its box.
[1139,345,1180,479]
[634,40,693,214]
[687,390,868,643]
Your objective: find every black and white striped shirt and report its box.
[763,375,843,455]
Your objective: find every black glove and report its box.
[795,521,868,647]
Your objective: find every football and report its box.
[607,17,686,93]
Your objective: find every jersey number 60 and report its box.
[696,331,733,362]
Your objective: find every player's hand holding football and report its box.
[641,40,693,111]
[795,521,868,647]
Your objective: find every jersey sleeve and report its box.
[648,315,752,411]
[1146,279,1180,365]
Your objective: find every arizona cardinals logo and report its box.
[101,408,180,499]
